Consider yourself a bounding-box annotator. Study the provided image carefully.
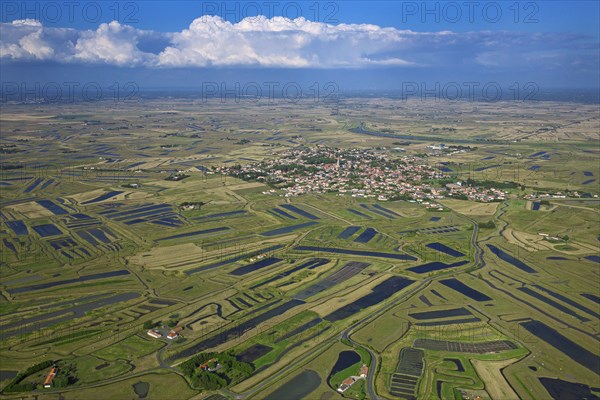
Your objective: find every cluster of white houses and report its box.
[147,326,181,340]
[221,147,508,206]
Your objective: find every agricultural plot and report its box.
[389,348,424,398]
[413,339,517,354]
[295,245,417,260]
[324,276,415,322]
[1,98,599,400]
[250,258,330,289]
[360,203,396,218]
[100,203,187,227]
[269,208,297,220]
[0,292,140,339]
[263,370,321,400]
[520,320,599,373]
[408,307,473,320]
[294,261,370,300]
[347,208,371,218]
[193,210,247,221]
[236,344,273,363]
[486,244,537,273]
[186,244,285,275]
[157,227,230,242]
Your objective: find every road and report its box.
[217,211,488,400]
[51,210,487,399]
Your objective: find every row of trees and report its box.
[180,351,254,390]
[2,360,55,393]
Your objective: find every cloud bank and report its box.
[0,16,597,71]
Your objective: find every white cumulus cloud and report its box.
[0,16,597,71]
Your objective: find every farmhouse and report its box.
[337,364,369,393]
[360,364,368,377]
[43,367,58,388]
[147,329,162,339]
[198,358,222,371]
[167,330,178,339]
[167,326,183,340]
[337,377,357,393]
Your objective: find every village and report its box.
[220,146,508,208]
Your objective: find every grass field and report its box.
[0,98,598,399]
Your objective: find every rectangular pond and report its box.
[360,203,395,218]
[406,260,469,274]
[409,307,472,320]
[486,244,537,273]
[294,261,370,300]
[354,227,378,243]
[6,220,28,236]
[347,208,371,218]
[532,285,600,319]
[270,208,297,219]
[426,242,465,258]
[260,221,318,237]
[7,270,131,294]
[337,226,361,239]
[415,317,481,326]
[372,204,401,217]
[518,287,589,322]
[324,276,415,322]
[230,257,283,276]
[236,344,273,363]
[581,293,600,304]
[186,245,284,275]
[251,258,330,289]
[279,204,319,220]
[274,317,323,344]
[168,299,305,362]
[80,190,124,205]
[24,178,44,193]
[295,245,416,260]
[32,223,63,237]
[520,320,599,373]
[439,279,492,301]
[36,200,68,215]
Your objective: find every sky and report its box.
[1,1,599,95]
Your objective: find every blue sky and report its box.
[1,1,599,91]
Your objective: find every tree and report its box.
[53,375,69,388]
[562,235,570,242]
[143,320,155,330]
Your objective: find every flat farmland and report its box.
[0,98,598,400]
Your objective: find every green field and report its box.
[1,98,598,400]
